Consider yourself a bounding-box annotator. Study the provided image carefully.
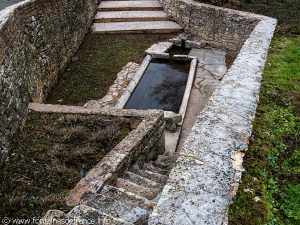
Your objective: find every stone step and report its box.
[129,167,168,184]
[80,186,155,224]
[143,163,169,175]
[116,178,160,200]
[92,21,182,34]
[98,1,162,11]
[123,171,162,189]
[67,205,133,225]
[94,11,168,23]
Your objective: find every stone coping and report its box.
[28,103,165,207]
[116,52,198,125]
[148,12,277,225]
[116,55,152,109]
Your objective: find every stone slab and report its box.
[92,21,182,34]
[95,11,168,23]
[98,1,162,11]
[146,41,173,54]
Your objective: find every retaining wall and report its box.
[149,2,277,223]
[159,0,264,52]
[0,0,97,163]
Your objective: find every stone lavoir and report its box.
[0,0,276,224]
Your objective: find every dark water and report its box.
[125,59,190,113]
[0,0,24,11]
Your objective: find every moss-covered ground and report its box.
[46,34,174,106]
[0,112,131,218]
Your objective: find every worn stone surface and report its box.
[146,41,173,54]
[94,10,168,23]
[92,21,182,34]
[123,171,162,189]
[0,0,97,164]
[98,1,162,11]
[116,178,161,200]
[149,17,277,225]
[178,47,225,151]
[67,205,133,225]
[85,62,139,109]
[130,167,168,184]
[80,186,154,224]
[164,129,181,155]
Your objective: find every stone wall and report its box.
[159,0,264,52]
[0,0,97,163]
[149,16,277,225]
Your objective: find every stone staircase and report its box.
[92,0,182,33]
[43,147,176,224]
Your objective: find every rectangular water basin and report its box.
[125,59,190,113]
[117,54,197,117]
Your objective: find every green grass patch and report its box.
[0,112,131,218]
[229,36,300,225]
[46,34,174,105]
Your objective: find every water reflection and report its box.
[125,59,190,113]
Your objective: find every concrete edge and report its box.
[178,58,197,122]
[28,103,163,118]
[148,16,277,225]
[116,55,152,108]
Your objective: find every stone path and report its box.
[178,48,227,151]
[92,0,182,33]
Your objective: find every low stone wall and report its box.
[149,14,277,225]
[28,103,165,207]
[0,0,97,163]
[159,0,265,52]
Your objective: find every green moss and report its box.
[46,34,174,105]
[229,37,300,225]
[200,0,300,36]
[0,112,131,218]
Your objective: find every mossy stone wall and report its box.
[0,0,97,163]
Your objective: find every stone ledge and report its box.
[148,12,277,225]
[28,103,165,207]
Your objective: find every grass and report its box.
[197,1,300,224]
[46,34,174,106]
[0,112,131,218]
[228,36,300,225]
